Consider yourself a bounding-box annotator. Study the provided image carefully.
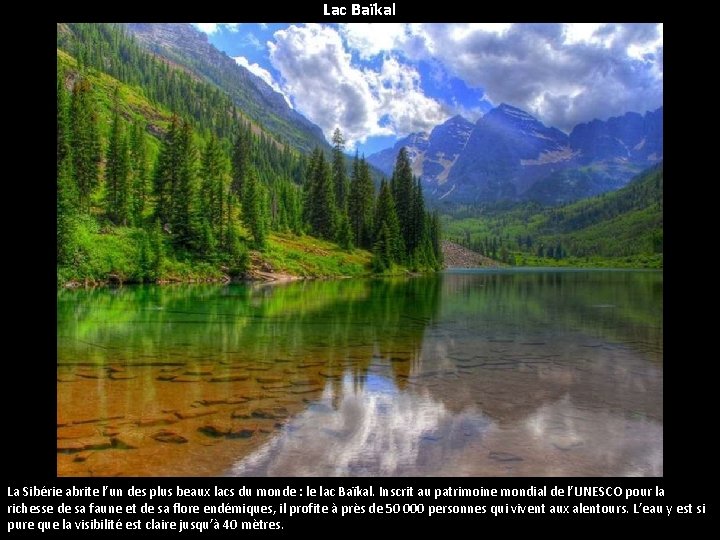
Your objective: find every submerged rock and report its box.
[111,431,146,449]
[58,436,113,453]
[209,374,249,382]
[256,376,283,384]
[174,407,219,419]
[226,396,251,404]
[261,382,292,390]
[184,367,214,376]
[75,369,107,379]
[290,386,322,394]
[171,375,203,383]
[57,440,85,453]
[151,429,188,444]
[57,425,98,440]
[198,422,231,437]
[73,451,92,462]
[110,372,137,380]
[199,421,255,439]
[230,408,251,419]
[251,407,288,420]
[137,413,177,427]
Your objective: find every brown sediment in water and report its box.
[57,361,327,476]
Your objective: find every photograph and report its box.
[56,22,663,477]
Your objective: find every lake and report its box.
[57,269,663,476]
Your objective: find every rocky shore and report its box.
[441,240,502,268]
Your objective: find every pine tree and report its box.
[348,152,375,249]
[105,89,130,225]
[57,71,77,267]
[150,220,164,280]
[170,120,199,250]
[390,147,415,258]
[129,121,149,225]
[69,77,101,213]
[335,213,353,250]
[242,166,268,248]
[430,211,442,267]
[231,122,251,196]
[331,128,349,213]
[374,179,402,266]
[57,156,78,267]
[200,135,229,243]
[306,148,336,239]
[409,177,426,259]
[153,115,180,227]
[57,71,70,170]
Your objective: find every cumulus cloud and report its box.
[387,22,663,131]
[268,24,448,146]
[338,23,408,59]
[233,56,292,108]
[264,23,662,142]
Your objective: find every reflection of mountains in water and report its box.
[438,270,663,362]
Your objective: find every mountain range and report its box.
[368,104,663,205]
[122,23,663,207]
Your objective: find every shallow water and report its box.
[57,270,662,476]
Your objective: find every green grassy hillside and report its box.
[56,24,442,287]
[443,163,663,268]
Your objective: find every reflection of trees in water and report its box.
[57,278,442,382]
[440,271,662,360]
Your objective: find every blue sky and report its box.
[194,23,663,156]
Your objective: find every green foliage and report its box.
[56,24,442,286]
[304,148,337,240]
[129,120,149,225]
[263,233,371,278]
[69,77,101,212]
[348,152,375,249]
[335,213,354,251]
[443,164,663,268]
[390,147,414,256]
[242,167,269,249]
[331,128,349,213]
[373,179,403,269]
[105,89,131,225]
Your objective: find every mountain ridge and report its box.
[368,104,663,205]
[125,23,329,153]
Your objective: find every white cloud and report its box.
[268,24,448,147]
[263,23,662,142]
[192,23,240,34]
[339,23,407,59]
[233,56,292,108]
[396,23,663,131]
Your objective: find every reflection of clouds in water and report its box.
[229,372,491,476]
[523,395,663,476]
[229,376,663,476]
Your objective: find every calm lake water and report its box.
[57,269,663,477]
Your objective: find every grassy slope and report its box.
[264,233,372,278]
[442,164,663,268]
[58,50,377,286]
